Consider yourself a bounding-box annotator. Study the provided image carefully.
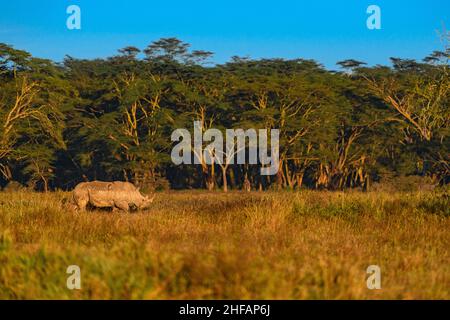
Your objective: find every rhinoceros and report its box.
[72,181,154,212]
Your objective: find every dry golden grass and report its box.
[0,189,449,299]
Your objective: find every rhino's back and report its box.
[75,181,112,191]
[74,181,136,191]
[110,181,138,191]
[109,182,143,202]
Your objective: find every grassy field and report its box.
[0,189,448,299]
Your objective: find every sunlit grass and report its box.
[0,189,448,299]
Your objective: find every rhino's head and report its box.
[138,194,155,210]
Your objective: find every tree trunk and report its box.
[296,172,304,189]
[221,166,228,192]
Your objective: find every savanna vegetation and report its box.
[0,33,449,192]
[0,189,448,299]
[0,32,449,300]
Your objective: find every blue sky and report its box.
[0,0,448,69]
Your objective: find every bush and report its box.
[371,175,436,192]
[2,181,26,192]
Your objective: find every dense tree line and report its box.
[0,37,448,191]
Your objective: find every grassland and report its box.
[0,189,449,299]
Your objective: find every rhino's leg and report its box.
[76,199,88,212]
[114,201,129,212]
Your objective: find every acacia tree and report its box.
[74,50,174,189]
[0,45,66,190]
[365,52,449,182]
[174,67,230,190]
[365,69,448,142]
[109,65,171,187]
[1,39,448,191]
[206,139,247,192]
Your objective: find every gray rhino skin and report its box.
[72,181,154,212]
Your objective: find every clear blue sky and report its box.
[0,0,448,69]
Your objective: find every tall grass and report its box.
[0,189,448,299]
